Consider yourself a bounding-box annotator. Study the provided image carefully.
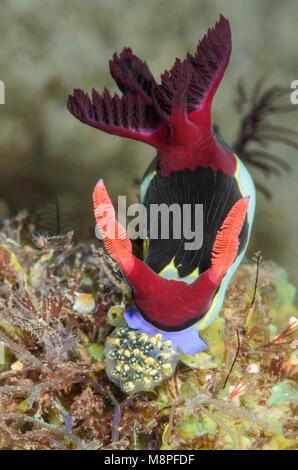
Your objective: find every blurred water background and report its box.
[0,0,297,283]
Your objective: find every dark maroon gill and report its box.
[67,15,235,177]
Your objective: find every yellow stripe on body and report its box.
[159,257,199,283]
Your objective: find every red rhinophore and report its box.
[93,180,134,274]
[209,197,250,283]
[68,15,236,177]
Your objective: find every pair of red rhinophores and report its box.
[68,15,251,333]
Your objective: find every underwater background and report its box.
[0,1,297,451]
[0,0,298,283]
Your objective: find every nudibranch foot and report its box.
[124,308,207,356]
[104,321,182,394]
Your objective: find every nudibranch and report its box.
[68,15,256,393]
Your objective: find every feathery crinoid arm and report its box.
[93,180,250,330]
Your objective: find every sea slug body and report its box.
[68,15,255,392]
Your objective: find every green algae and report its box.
[0,219,297,450]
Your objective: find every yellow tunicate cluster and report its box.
[104,324,180,394]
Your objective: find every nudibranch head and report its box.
[93,180,250,333]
